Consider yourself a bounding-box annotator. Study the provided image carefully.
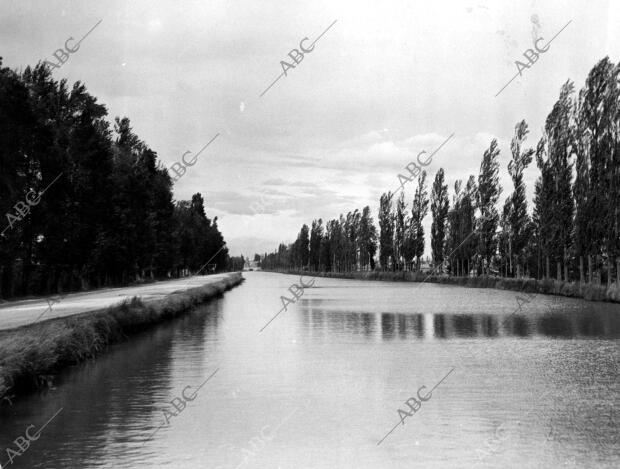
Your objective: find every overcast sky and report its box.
[1,0,619,257]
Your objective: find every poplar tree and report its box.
[359,206,378,270]
[498,196,512,277]
[476,139,502,275]
[309,219,323,271]
[379,192,395,270]
[393,193,406,270]
[507,120,534,277]
[535,81,575,280]
[575,58,620,282]
[430,168,449,269]
[409,171,429,270]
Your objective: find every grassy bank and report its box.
[270,269,620,303]
[0,272,244,402]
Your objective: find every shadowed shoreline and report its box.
[264,269,620,304]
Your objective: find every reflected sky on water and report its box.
[0,272,618,468]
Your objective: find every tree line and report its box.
[0,60,230,299]
[260,57,620,287]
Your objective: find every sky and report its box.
[1,0,619,258]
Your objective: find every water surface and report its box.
[1,271,618,468]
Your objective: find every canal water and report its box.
[1,271,618,468]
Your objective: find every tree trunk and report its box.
[556,261,561,281]
[545,257,550,279]
[596,255,601,284]
[537,245,541,280]
[588,255,592,283]
[579,256,584,284]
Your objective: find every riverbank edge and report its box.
[0,272,244,402]
[265,269,620,303]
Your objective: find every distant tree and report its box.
[446,180,463,274]
[344,210,361,271]
[535,81,574,280]
[378,192,395,270]
[359,206,378,270]
[393,193,407,270]
[309,219,323,271]
[430,168,449,270]
[322,220,333,271]
[409,171,429,270]
[291,224,310,269]
[229,255,245,271]
[575,58,620,283]
[498,196,512,277]
[446,177,478,275]
[460,176,478,273]
[507,120,535,277]
[257,58,620,287]
[476,139,502,274]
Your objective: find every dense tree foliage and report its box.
[261,206,377,272]
[534,81,575,281]
[378,193,394,270]
[0,60,229,298]
[506,120,535,277]
[393,193,407,271]
[260,58,620,287]
[572,58,620,285]
[446,176,477,276]
[430,168,449,269]
[408,171,429,270]
[476,139,502,275]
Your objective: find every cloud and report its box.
[207,190,281,216]
[1,0,607,258]
[262,178,287,186]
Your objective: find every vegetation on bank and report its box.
[259,58,620,290]
[269,269,620,303]
[0,272,243,402]
[0,59,230,300]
